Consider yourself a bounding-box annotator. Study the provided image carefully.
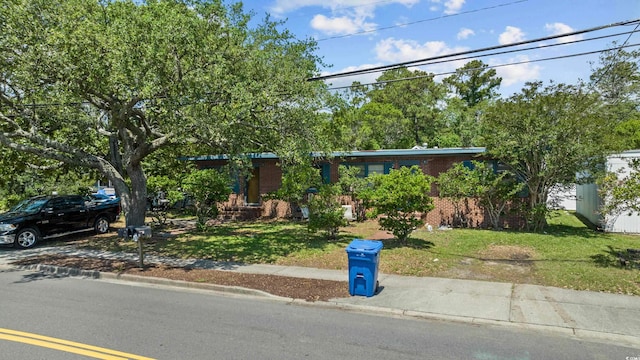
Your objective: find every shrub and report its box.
[182,168,233,229]
[308,184,347,240]
[363,166,434,243]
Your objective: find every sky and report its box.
[239,0,639,97]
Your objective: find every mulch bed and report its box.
[11,254,351,302]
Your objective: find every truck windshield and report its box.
[10,199,49,214]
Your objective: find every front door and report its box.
[246,168,260,204]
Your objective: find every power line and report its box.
[347,29,640,78]
[308,18,640,82]
[590,22,640,88]
[325,42,640,91]
[316,0,529,42]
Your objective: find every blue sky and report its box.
[240,0,639,97]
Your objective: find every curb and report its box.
[8,262,640,349]
[12,263,282,300]
[326,303,640,349]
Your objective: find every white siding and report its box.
[576,183,600,226]
[548,184,577,211]
[576,150,640,233]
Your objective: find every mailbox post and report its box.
[118,226,152,267]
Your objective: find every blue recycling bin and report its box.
[346,239,383,297]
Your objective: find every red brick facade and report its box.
[191,149,523,228]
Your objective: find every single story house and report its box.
[183,147,521,228]
[576,150,640,233]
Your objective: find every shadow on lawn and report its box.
[591,245,640,269]
[379,237,435,250]
[156,222,349,263]
[538,224,601,239]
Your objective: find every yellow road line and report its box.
[0,328,155,360]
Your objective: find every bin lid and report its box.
[346,239,383,253]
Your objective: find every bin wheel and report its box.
[376,280,379,292]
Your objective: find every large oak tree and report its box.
[0,0,328,226]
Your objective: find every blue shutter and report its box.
[384,162,393,174]
[321,163,331,184]
[231,171,240,194]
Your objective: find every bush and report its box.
[264,162,321,218]
[146,175,185,226]
[363,166,434,243]
[182,168,233,229]
[308,184,347,240]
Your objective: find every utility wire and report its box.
[325,42,640,91]
[308,18,640,82]
[347,29,640,78]
[590,21,640,88]
[6,20,639,109]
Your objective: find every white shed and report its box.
[576,150,640,233]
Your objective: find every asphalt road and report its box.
[0,268,636,360]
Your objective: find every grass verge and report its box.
[77,211,640,295]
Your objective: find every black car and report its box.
[0,195,121,249]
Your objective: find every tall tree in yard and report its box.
[368,67,446,146]
[590,43,640,150]
[0,0,327,227]
[442,60,502,147]
[482,81,614,231]
[444,60,502,108]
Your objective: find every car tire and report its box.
[14,227,39,249]
[94,216,110,234]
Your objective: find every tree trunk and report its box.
[527,187,548,232]
[108,161,147,268]
[125,162,148,227]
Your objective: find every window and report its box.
[66,196,85,208]
[398,160,421,169]
[349,164,367,178]
[368,164,384,175]
[48,198,66,211]
[345,163,393,177]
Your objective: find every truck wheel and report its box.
[94,216,110,234]
[15,227,39,249]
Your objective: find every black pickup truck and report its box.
[0,195,121,249]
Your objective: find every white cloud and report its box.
[457,28,475,40]
[545,22,583,44]
[490,55,541,87]
[376,38,449,62]
[444,0,465,14]
[311,14,375,35]
[374,38,469,75]
[269,0,419,16]
[426,0,465,14]
[270,0,419,36]
[498,26,526,45]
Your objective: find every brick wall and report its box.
[195,153,525,228]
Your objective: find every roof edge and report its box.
[181,147,486,161]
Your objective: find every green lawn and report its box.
[85,211,640,295]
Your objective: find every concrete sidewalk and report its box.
[2,246,639,347]
[225,263,640,347]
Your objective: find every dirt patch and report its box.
[11,255,350,302]
[439,245,537,283]
[479,245,536,263]
[369,230,395,240]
